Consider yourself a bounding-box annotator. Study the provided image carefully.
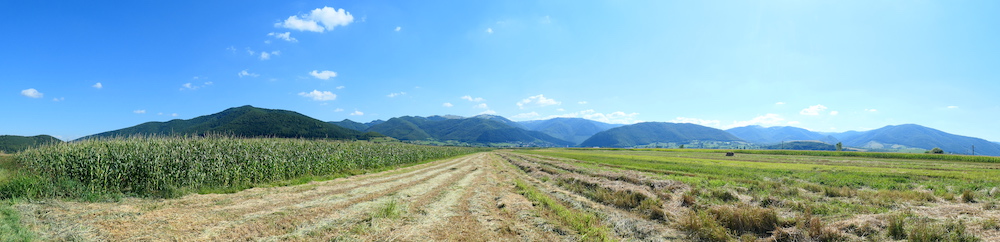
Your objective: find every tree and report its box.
[679,145,685,149]
[835,142,843,152]
[928,147,944,154]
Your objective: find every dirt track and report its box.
[15,152,592,241]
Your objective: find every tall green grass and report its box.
[8,136,488,199]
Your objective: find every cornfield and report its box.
[13,136,488,197]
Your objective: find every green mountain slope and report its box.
[518,118,623,145]
[762,141,837,151]
[366,116,573,146]
[0,135,63,153]
[328,119,370,131]
[843,124,1000,156]
[727,125,838,144]
[82,105,380,140]
[580,122,742,147]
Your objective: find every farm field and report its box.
[510,148,1000,241]
[3,144,1000,241]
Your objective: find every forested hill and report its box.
[81,105,381,140]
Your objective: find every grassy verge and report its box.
[513,178,611,241]
[0,155,33,241]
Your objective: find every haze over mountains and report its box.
[6,105,999,157]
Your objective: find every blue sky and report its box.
[3,1,999,141]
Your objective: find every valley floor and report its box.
[12,150,1000,241]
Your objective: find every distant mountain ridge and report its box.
[366,116,573,146]
[580,122,742,147]
[0,135,63,153]
[328,119,384,132]
[841,124,1000,156]
[727,125,838,144]
[82,105,380,140]
[518,118,623,145]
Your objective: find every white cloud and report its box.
[93,82,103,89]
[264,40,271,44]
[246,48,255,55]
[52,97,64,102]
[157,112,163,115]
[309,70,337,80]
[516,94,561,109]
[267,32,298,42]
[556,108,565,112]
[461,95,484,102]
[546,109,641,124]
[947,106,959,109]
[226,46,236,53]
[180,82,212,91]
[578,101,588,105]
[171,113,178,117]
[238,69,259,78]
[486,28,493,34]
[865,109,878,112]
[799,104,828,115]
[442,102,454,107]
[260,52,270,60]
[829,111,839,116]
[479,109,497,115]
[387,92,406,98]
[334,108,344,112]
[583,110,640,124]
[787,121,801,125]
[673,113,790,129]
[20,88,43,98]
[298,90,337,101]
[350,110,363,116]
[474,103,489,109]
[133,110,146,114]
[670,117,722,127]
[775,102,785,105]
[728,114,787,129]
[336,86,345,89]
[512,112,540,119]
[276,6,354,33]
[395,26,401,32]
[541,16,552,24]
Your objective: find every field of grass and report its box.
[2,136,488,200]
[507,148,1000,241]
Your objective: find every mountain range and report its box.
[519,118,624,145]
[728,124,1000,156]
[364,115,574,146]
[580,122,743,147]
[5,105,998,156]
[81,105,380,140]
[726,126,839,145]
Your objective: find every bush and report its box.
[961,190,975,203]
[709,204,778,235]
[887,214,907,240]
[677,210,730,242]
[710,189,739,202]
[909,220,980,242]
